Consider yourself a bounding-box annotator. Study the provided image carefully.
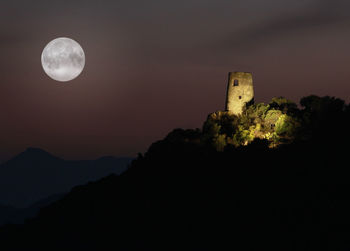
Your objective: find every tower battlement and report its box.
[225,72,254,115]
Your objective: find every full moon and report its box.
[41,37,85,82]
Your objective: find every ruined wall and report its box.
[225,72,254,115]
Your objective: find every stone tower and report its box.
[225,72,254,115]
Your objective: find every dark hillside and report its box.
[1,95,350,250]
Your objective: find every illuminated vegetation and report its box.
[202,97,300,149]
[201,95,347,151]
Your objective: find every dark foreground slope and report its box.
[1,96,350,250]
[0,194,65,226]
[1,136,350,250]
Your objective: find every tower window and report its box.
[239,96,242,99]
[233,79,239,86]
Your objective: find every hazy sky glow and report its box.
[1,0,350,161]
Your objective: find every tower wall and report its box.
[225,72,254,115]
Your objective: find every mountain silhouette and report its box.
[0,148,132,208]
[1,129,349,250]
[1,95,350,250]
[9,147,63,163]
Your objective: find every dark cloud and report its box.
[219,0,350,50]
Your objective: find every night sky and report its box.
[1,0,350,161]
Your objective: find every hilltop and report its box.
[1,95,350,250]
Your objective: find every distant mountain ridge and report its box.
[0,148,133,208]
[6,147,63,163]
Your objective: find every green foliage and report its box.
[214,134,227,151]
[202,111,237,150]
[264,109,282,126]
[202,97,303,150]
[270,97,298,113]
[299,95,347,140]
[275,114,301,141]
[246,103,270,120]
[172,95,349,151]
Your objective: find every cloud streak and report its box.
[219,0,350,50]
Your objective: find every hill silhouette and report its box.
[1,95,350,250]
[0,194,65,226]
[0,148,132,208]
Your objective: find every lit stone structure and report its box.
[225,72,254,115]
